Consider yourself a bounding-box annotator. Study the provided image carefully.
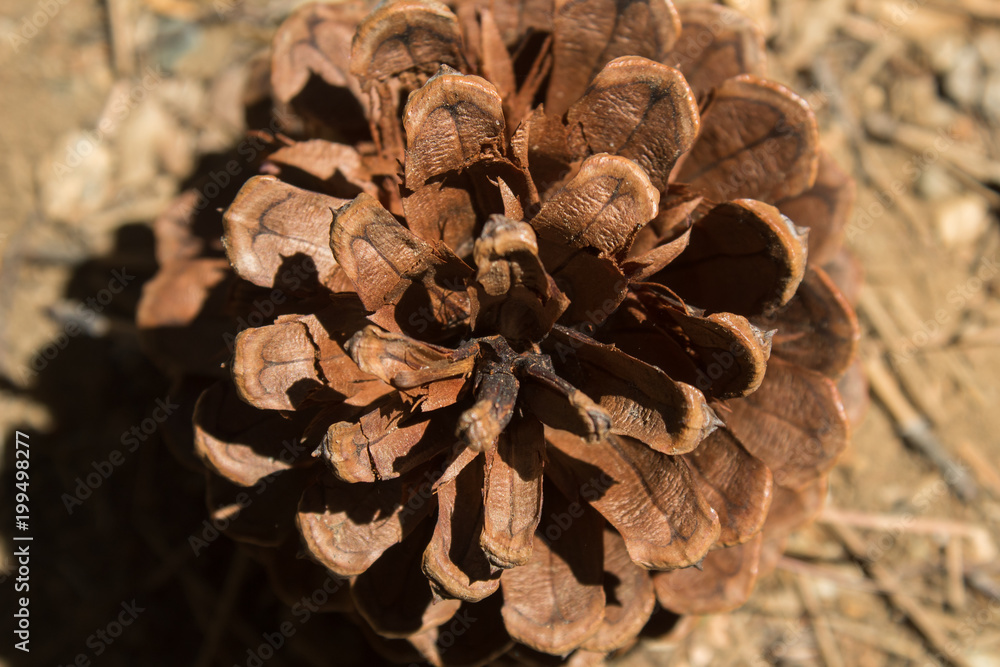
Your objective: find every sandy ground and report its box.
[0,1,998,666]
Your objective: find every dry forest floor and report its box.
[0,0,998,666]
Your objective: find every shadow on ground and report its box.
[0,224,384,667]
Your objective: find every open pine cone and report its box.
[138,0,865,664]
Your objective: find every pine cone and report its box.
[138,0,863,664]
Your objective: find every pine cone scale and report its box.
[546,429,722,570]
[566,56,701,191]
[677,76,820,203]
[685,426,774,548]
[499,480,606,654]
[423,460,502,601]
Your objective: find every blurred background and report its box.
[0,0,999,665]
